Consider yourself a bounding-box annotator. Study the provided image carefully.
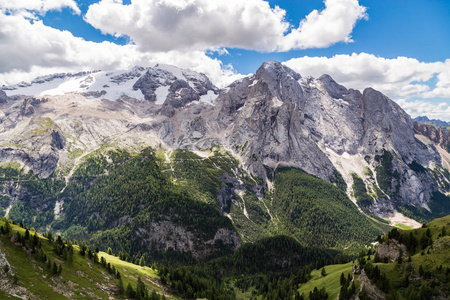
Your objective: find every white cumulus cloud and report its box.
[84,0,367,52]
[0,11,242,88]
[0,0,81,15]
[0,0,368,87]
[284,53,448,98]
[394,99,450,122]
[280,0,367,51]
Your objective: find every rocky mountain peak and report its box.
[0,90,7,103]
[254,61,303,105]
[317,74,348,99]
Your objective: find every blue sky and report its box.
[0,0,449,120]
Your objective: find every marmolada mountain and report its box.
[0,61,449,299]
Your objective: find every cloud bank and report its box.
[0,10,242,87]
[394,99,450,121]
[85,0,367,52]
[0,0,80,15]
[0,0,367,87]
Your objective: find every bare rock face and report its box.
[132,64,218,106]
[357,268,386,300]
[137,220,241,259]
[0,90,7,103]
[376,239,407,262]
[0,98,66,178]
[414,121,450,152]
[217,68,337,182]
[133,68,175,101]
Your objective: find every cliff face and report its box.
[414,121,450,152]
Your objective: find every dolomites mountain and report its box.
[1,61,449,229]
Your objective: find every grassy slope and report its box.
[0,219,177,299]
[296,215,450,299]
[97,252,178,298]
[298,262,355,299]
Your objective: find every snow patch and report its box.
[86,70,145,101]
[154,86,170,105]
[335,98,349,105]
[272,97,283,107]
[4,77,67,96]
[43,75,90,96]
[199,90,217,105]
[4,69,146,101]
[248,79,258,87]
[155,64,185,80]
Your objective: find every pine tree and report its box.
[321,267,327,277]
[24,229,30,240]
[126,283,134,298]
[117,277,124,294]
[419,264,424,276]
[15,232,22,244]
[397,248,403,264]
[107,247,112,255]
[58,264,62,274]
[5,221,11,233]
[150,290,159,300]
[32,233,39,246]
[52,262,58,274]
[80,241,87,256]
[374,252,381,263]
[295,291,304,300]
[136,276,147,299]
[139,255,146,267]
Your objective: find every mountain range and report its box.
[0,61,449,298]
[413,116,450,128]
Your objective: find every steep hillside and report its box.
[0,146,383,263]
[0,218,176,299]
[293,215,450,300]
[1,149,240,264]
[414,121,450,154]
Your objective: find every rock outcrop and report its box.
[414,121,450,152]
[0,90,7,104]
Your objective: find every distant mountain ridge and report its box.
[413,116,450,128]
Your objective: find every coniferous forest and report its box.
[0,148,449,299]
